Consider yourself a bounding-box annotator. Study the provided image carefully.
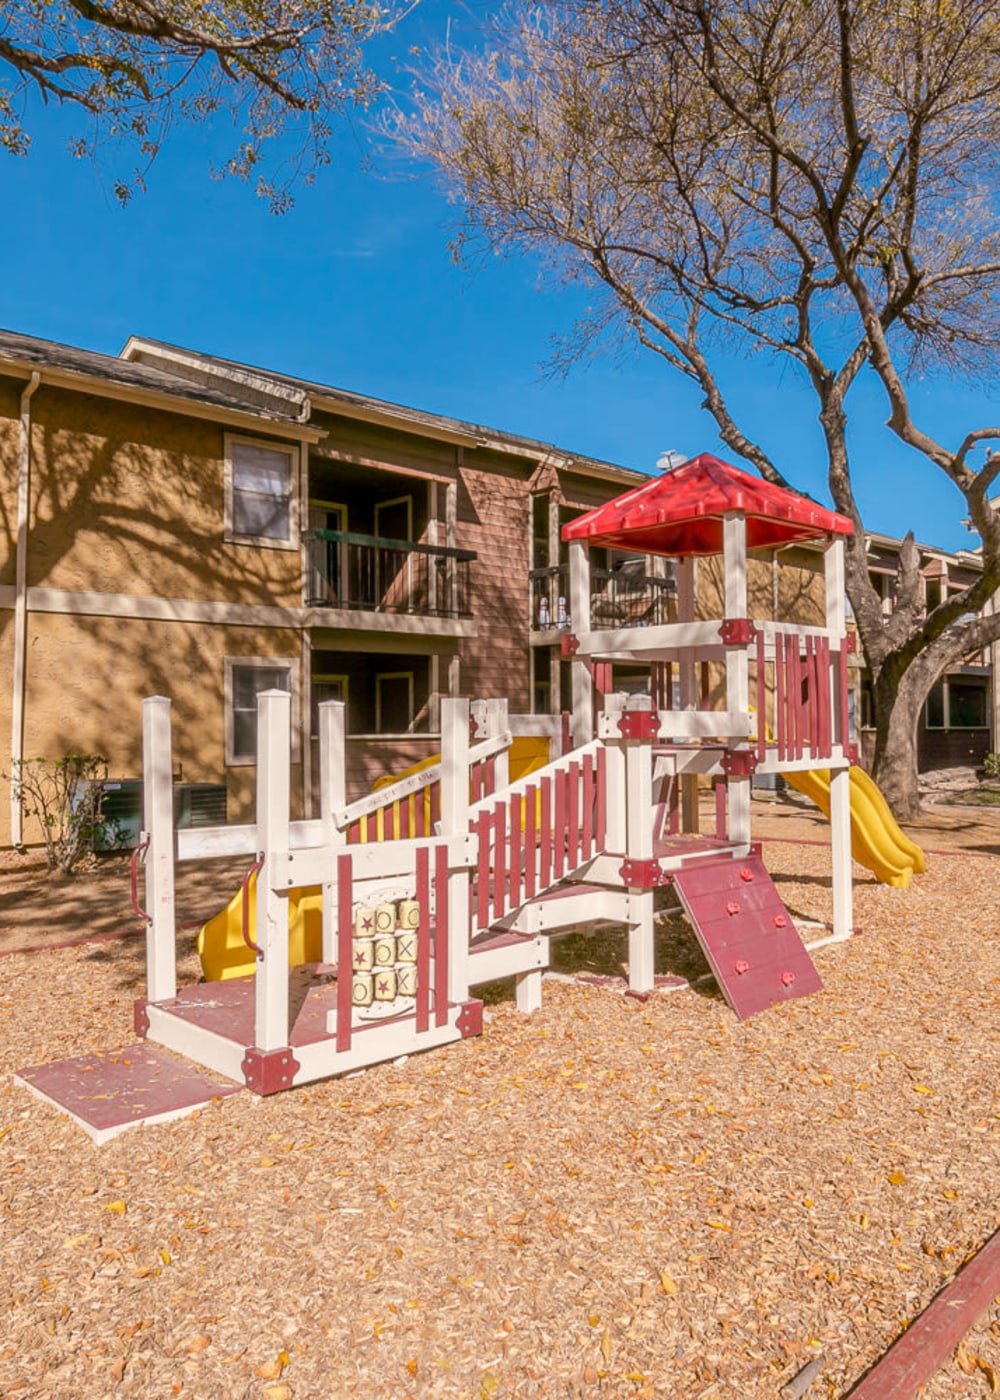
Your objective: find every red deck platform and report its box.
[14,1044,242,1145]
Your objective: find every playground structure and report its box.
[119,454,926,1097]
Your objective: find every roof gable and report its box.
[562,453,853,555]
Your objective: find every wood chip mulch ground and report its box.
[1,797,999,1399]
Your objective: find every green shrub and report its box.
[7,754,118,875]
[983,752,1000,781]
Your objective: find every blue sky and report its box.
[1,7,997,554]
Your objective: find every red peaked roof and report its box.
[562,453,853,556]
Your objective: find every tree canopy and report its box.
[1,0,409,206]
[402,0,1000,813]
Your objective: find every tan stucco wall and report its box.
[697,548,827,626]
[0,379,21,590]
[1,611,306,847]
[1,379,303,608]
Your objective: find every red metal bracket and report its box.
[780,971,796,987]
[734,960,750,976]
[718,618,759,646]
[617,709,660,740]
[560,633,580,657]
[739,867,754,883]
[726,900,741,916]
[619,858,670,889]
[845,631,858,654]
[242,1047,300,1096]
[773,914,788,929]
[844,742,859,764]
[133,998,149,1037]
[721,750,758,776]
[457,1000,484,1038]
[469,714,480,740]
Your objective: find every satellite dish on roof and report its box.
[656,450,686,473]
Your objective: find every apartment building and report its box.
[0,327,647,845]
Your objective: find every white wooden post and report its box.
[141,696,177,1003]
[723,514,752,845]
[825,535,849,750]
[826,534,854,938]
[824,536,846,635]
[481,697,509,789]
[624,697,655,993]
[440,696,471,1004]
[319,699,347,965]
[602,694,628,854]
[255,689,291,1051]
[829,765,854,940]
[676,557,700,832]
[568,538,593,748]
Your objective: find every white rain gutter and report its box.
[10,372,40,847]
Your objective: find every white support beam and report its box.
[568,539,593,747]
[319,699,346,965]
[255,689,292,1051]
[824,536,847,636]
[829,765,854,941]
[440,696,471,1003]
[141,696,177,1004]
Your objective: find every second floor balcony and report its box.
[530,562,677,633]
[304,529,476,620]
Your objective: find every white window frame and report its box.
[310,673,350,738]
[224,656,301,766]
[224,434,301,550]
[375,671,415,734]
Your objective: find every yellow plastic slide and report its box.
[197,875,323,982]
[197,736,554,981]
[784,766,926,889]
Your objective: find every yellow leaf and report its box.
[255,1356,285,1380]
[481,1374,501,1397]
[158,1250,172,1266]
[405,1359,418,1378]
[64,1233,90,1248]
[601,1329,612,1364]
[264,1386,292,1400]
[105,1200,127,1214]
[185,1333,211,1354]
[913,1085,934,1095]
[260,1156,275,1168]
[706,1219,732,1232]
[659,1271,678,1296]
[888,1171,907,1186]
[956,1344,977,1377]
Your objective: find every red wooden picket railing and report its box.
[752,627,842,763]
[470,742,607,933]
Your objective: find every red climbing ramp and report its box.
[671,852,822,1020]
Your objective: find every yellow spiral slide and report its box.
[783,766,926,889]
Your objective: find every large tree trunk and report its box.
[869,669,924,818]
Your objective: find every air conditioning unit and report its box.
[88,781,228,851]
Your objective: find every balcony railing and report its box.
[530,563,676,631]
[305,530,475,618]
